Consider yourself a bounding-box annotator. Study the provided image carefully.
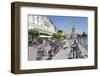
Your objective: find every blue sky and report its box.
[48,16,88,34]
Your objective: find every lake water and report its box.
[81,37,88,50]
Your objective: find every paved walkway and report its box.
[28,44,51,60]
[28,39,88,60]
[53,47,71,60]
[53,43,88,59]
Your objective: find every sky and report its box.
[48,16,88,34]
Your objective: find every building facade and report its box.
[28,15,56,35]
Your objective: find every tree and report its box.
[53,32,64,43]
[53,33,60,40]
[28,29,39,38]
[81,32,87,37]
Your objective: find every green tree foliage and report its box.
[53,33,60,40]
[28,29,39,38]
[53,32,65,43]
[81,32,87,37]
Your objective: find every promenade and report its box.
[28,39,88,61]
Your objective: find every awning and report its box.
[38,35,52,38]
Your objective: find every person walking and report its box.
[36,48,43,60]
[70,38,78,59]
[47,47,54,60]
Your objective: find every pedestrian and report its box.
[36,48,43,60]
[47,47,53,60]
[70,39,79,59]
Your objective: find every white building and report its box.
[28,15,56,35]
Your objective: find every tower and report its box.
[71,25,76,39]
[72,25,75,34]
